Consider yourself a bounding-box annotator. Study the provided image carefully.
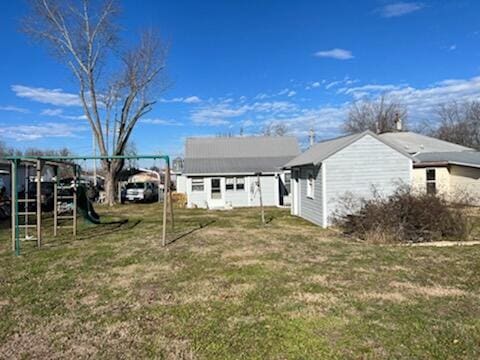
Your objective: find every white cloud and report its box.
[287,90,296,97]
[378,2,424,18]
[41,108,64,116]
[140,118,183,126]
[40,108,87,120]
[332,75,480,123]
[190,100,298,126]
[325,81,342,90]
[314,48,354,60]
[337,84,403,99]
[12,85,81,107]
[160,96,202,104]
[0,122,87,141]
[448,44,457,51]
[188,75,480,144]
[278,88,290,96]
[191,103,247,125]
[183,96,202,104]
[0,105,30,114]
[254,93,269,100]
[311,82,321,88]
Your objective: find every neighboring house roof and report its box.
[415,151,480,169]
[379,131,472,154]
[183,136,300,175]
[284,130,414,168]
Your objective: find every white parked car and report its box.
[124,182,159,203]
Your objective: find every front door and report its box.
[210,178,223,202]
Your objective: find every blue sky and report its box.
[1,0,480,157]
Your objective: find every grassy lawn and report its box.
[1,204,479,359]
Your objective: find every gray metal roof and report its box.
[379,131,472,154]
[284,130,414,168]
[415,151,480,168]
[184,136,300,175]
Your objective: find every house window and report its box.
[226,177,245,191]
[226,177,235,191]
[426,169,436,194]
[191,178,204,192]
[307,173,314,198]
[236,177,245,191]
[284,173,291,192]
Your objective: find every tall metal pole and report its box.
[14,160,20,256]
[73,165,77,239]
[162,171,168,247]
[11,160,17,252]
[36,160,42,248]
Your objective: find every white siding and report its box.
[296,165,324,227]
[176,175,187,194]
[186,174,279,208]
[324,134,411,224]
[186,177,208,208]
[247,175,277,207]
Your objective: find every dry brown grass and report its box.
[1,205,479,359]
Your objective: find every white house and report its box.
[181,136,300,209]
[284,131,414,227]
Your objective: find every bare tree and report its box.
[261,122,289,136]
[124,141,138,169]
[22,0,169,204]
[427,101,480,150]
[0,141,17,157]
[343,94,407,134]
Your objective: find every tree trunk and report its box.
[102,159,124,206]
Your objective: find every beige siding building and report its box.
[379,132,480,203]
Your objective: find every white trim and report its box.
[321,163,327,228]
[184,171,278,176]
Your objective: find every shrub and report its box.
[172,192,187,208]
[332,186,474,243]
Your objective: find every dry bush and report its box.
[332,186,474,243]
[172,192,187,208]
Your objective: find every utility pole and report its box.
[309,128,315,148]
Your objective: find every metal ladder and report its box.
[17,168,39,243]
[54,181,77,237]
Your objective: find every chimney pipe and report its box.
[395,113,402,132]
[309,128,315,148]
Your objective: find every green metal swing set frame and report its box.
[3,154,173,256]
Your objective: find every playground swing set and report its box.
[4,154,174,256]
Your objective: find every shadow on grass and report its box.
[40,220,142,249]
[76,219,139,241]
[166,220,216,245]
